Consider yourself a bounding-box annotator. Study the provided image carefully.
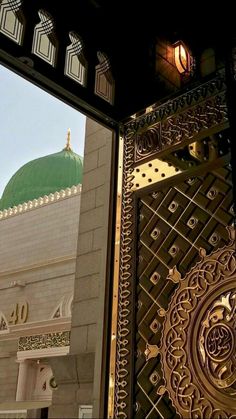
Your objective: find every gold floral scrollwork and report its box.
[144,343,160,361]
[114,132,135,419]
[160,229,236,418]
[167,266,182,283]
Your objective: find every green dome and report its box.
[0,148,83,210]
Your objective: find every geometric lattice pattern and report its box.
[32,9,57,66]
[0,0,24,44]
[135,163,233,419]
[132,129,231,191]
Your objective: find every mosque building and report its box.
[0,130,83,418]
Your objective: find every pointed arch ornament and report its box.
[32,363,57,400]
[32,9,57,66]
[50,293,73,319]
[65,31,87,86]
[0,0,24,44]
[95,51,115,104]
[51,302,62,320]
[153,226,236,418]
[0,311,9,332]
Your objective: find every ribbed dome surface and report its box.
[0,149,83,210]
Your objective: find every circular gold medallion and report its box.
[160,234,236,419]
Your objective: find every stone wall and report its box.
[0,340,19,402]
[49,118,114,418]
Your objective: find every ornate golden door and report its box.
[109,72,236,419]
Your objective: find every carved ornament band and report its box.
[18,331,70,351]
[124,74,228,163]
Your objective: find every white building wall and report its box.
[0,192,81,405]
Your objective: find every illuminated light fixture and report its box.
[173,41,190,74]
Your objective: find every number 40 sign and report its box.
[8,301,28,325]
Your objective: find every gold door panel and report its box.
[109,72,235,419]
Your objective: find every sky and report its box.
[0,64,86,197]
